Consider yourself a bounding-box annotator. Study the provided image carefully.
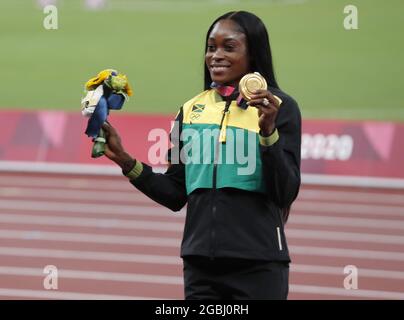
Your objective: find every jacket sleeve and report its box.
[129,108,187,212]
[259,96,301,208]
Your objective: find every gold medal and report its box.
[238,72,267,101]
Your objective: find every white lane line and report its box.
[0,285,401,301]
[5,182,404,207]
[0,187,152,203]
[291,264,404,280]
[1,162,403,188]
[3,185,403,206]
[4,213,404,245]
[0,266,183,285]
[0,161,122,175]
[2,264,403,283]
[294,201,404,217]
[1,214,404,245]
[0,213,184,232]
[0,162,165,177]
[302,174,404,189]
[290,284,404,300]
[0,200,185,218]
[5,199,400,221]
[288,215,404,231]
[0,245,403,263]
[0,247,181,264]
[287,229,404,245]
[0,187,404,214]
[0,229,181,247]
[290,245,404,261]
[2,267,403,299]
[1,286,402,300]
[2,175,403,197]
[0,288,159,300]
[0,176,132,191]
[298,189,404,206]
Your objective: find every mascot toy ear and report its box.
[81,69,133,158]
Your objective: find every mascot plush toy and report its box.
[81,69,132,158]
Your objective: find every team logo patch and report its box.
[190,104,205,120]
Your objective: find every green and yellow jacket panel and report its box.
[181,89,266,195]
[131,87,302,262]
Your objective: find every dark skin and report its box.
[206,19,280,136]
[103,18,280,169]
[101,122,132,169]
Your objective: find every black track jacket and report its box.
[130,87,301,262]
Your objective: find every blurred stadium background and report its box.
[0,0,403,300]
[1,0,404,120]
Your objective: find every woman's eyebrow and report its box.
[208,36,241,42]
[224,37,240,42]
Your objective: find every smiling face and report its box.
[205,19,250,87]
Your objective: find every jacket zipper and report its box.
[276,227,283,251]
[276,206,286,251]
[209,100,232,259]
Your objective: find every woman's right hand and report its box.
[102,122,134,168]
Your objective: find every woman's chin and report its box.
[211,78,236,87]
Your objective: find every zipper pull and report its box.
[219,101,231,143]
[219,111,229,143]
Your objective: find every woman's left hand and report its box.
[247,89,280,136]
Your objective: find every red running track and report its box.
[0,171,403,300]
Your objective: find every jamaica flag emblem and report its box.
[190,104,205,120]
[192,104,205,112]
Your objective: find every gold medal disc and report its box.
[238,72,267,101]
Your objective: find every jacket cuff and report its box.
[259,128,279,147]
[124,160,143,180]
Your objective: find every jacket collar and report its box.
[210,82,248,109]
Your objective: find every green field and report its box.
[0,0,403,121]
